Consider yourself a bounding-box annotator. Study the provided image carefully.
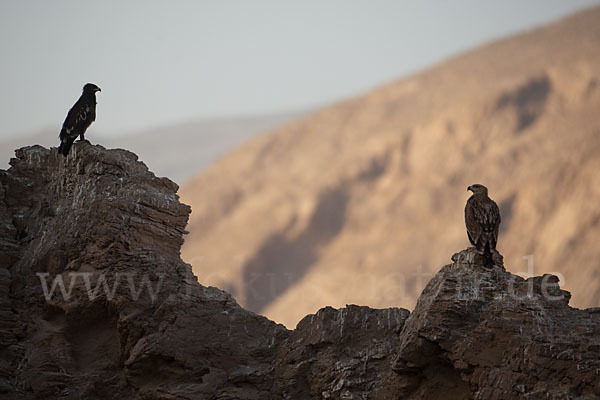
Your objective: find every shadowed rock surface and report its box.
[274,305,410,399]
[0,143,287,399]
[1,144,598,398]
[393,249,600,399]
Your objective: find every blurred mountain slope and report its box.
[181,7,600,328]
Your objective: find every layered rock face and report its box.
[393,249,600,399]
[274,305,409,399]
[0,143,287,399]
[1,144,598,399]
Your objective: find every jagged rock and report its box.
[393,247,600,399]
[0,143,286,399]
[273,305,410,399]
[1,143,598,399]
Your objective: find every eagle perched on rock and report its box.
[58,83,101,156]
[465,184,501,266]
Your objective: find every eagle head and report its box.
[467,184,488,195]
[83,83,101,93]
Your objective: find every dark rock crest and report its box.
[0,143,597,399]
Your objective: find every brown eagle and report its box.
[465,184,501,266]
[58,83,101,156]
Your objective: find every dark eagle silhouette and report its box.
[58,83,101,156]
[465,184,501,266]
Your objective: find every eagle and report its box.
[58,83,101,156]
[465,184,501,266]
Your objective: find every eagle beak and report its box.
[97,88,102,92]
[467,185,472,192]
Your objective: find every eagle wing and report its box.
[465,196,501,249]
[59,97,95,141]
[486,199,501,249]
[465,197,482,246]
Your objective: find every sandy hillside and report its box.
[181,7,600,328]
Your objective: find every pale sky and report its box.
[1,0,599,140]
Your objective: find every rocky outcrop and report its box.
[1,143,598,399]
[393,249,600,399]
[0,143,287,399]
[274,305,409,399]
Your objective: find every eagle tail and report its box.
[59,137,75,156]
[483,244,494,267]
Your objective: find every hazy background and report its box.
[1,1,599,140]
